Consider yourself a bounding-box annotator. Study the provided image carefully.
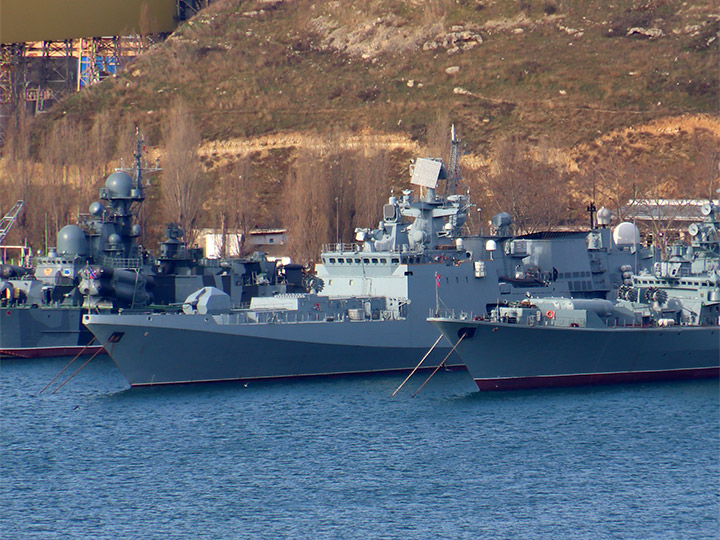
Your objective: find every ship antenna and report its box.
[586,201,596,230]
[586,176,597,230]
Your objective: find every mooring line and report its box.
[39,337,97,394]
[391,334,444,397]
[50,342,110,395]
[411,333,466,398]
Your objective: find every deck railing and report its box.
[321,243,362,253]
[97,255,142,269]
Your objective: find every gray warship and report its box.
[429,201,720,391]
[0,136,304,358]
[84,129,661,387]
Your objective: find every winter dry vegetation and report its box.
[1,0,718,262]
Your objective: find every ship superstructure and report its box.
[84,129,663,387]
[0,135,304,358]
[429,201,720,390]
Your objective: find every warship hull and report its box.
[0,308,102,358]
[82,225,658,387]
[84,313,462,386]
[429,318,720,391]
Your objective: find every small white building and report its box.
[621,199,719,228]
[196,228,287,259]
[619,198,719,246]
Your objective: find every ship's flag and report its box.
[435,273,441,288]
[88,266,98,280]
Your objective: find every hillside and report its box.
[54,0,719,143]
[2,0,719,260]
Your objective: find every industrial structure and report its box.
[0,200,30,264]
[0,0,207,145]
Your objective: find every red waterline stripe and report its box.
[0,346,106,359]
[475,367,720,391]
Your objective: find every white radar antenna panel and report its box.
[411,158,442,189]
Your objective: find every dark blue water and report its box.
[2,356,718,540]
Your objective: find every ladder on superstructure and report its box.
[0,200,24,245]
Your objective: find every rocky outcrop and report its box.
[422,26,483,54]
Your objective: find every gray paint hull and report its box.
[0,308,100,358]
[85,313,463,386]
[83,237,652,387]
[429,319,720,390]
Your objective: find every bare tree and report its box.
[232,156,261,255]
[39,117,86,241]
[284,146,333,263]
[425,111,451,163]
[687,129,720,201]
[83,110,115,200]
[160,100,207,247]
[0,111,38,248]
[284,133,401,262]
[325,133,355,244]
[352,140,392,230]
[590,155,636,222]
[479,135,571,234]
[212,155,259,257]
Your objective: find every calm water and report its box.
[1,356,718,540]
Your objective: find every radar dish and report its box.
[411,158,442,189]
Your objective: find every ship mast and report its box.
[132,127,144,199]
[446,124,461,197]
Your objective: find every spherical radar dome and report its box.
[57,225,88,256]
[108,233,122,245]
[89,201,104,216]
[596,207,612,226]
[105,171,133,197]
[612,222,641,246]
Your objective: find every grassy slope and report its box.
[31,0,719,229]
[49,0,717,142]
